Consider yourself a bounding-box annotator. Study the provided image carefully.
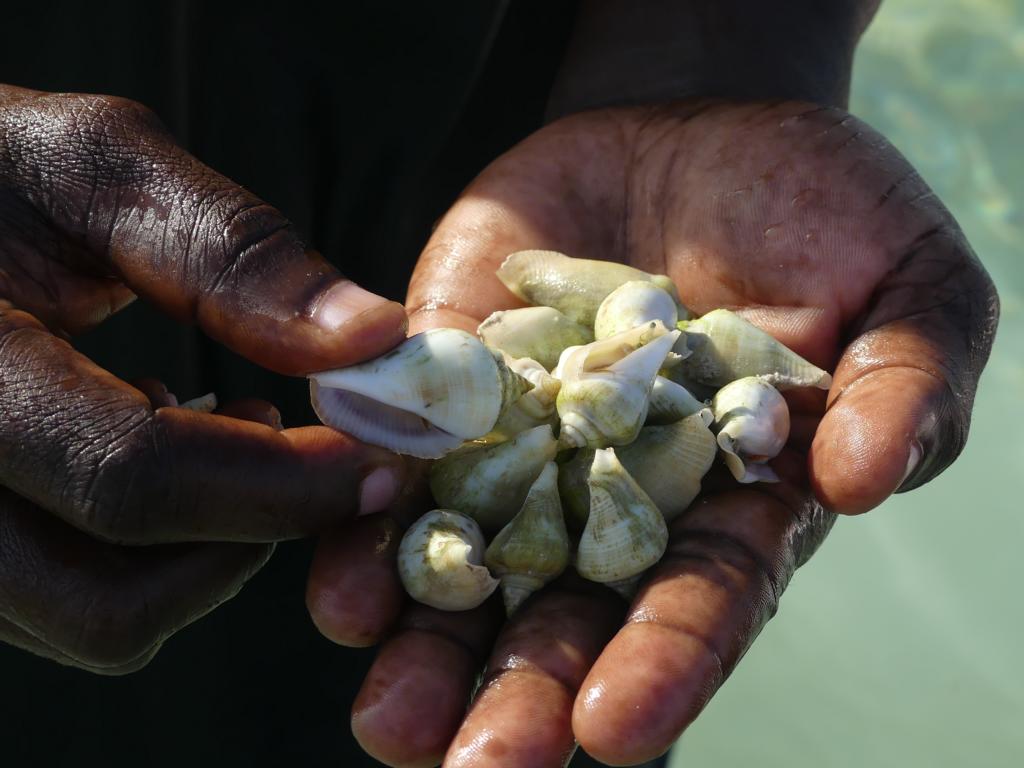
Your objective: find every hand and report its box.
[0,84,410,673]
[307,101,997,766]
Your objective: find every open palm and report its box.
[308,101,997,767]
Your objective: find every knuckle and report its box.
[71,584,159,670]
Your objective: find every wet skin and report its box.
[307,101,998,766]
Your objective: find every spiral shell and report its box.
[487,356,562,441]
[594,281,679,340]
[478,306,593,370]
[497,250,686,326]
[310,328,531,458]
[711,376,790,483]
[398,510,498,611]
[575,448,668,592]
[646,376,710,425]
[556,322,680,449]
[429,424,558,533]
[484,462,570,615]
[679,309,832,390]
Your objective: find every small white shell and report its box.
[617,413,718,520]
[556,323,681,449]
[680,309,832,390]
[575,448,668,586]
[594,281,679,340]
[429,424,559,533]
[398,510,498,611]
[478,307,593,370]
[497,250,687,326]
[711,377,790,483]
[309,329,530,459]
[484,462,569,615]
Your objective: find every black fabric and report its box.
[0,2,606,766]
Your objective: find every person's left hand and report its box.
[306,101,997,766]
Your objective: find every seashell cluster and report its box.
[310,250,832,614]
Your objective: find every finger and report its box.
[1,85,406,373]
[810,228,999,514]
[573,487,834,765]
[214,397,284,430]
[130,377,179,408]
[0,308,408,543]
[352,602,503,768]
[0,487,273,673]
[306,515,406,648]
[444,579,622,768]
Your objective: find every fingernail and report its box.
[358,466,401,516]
[898,440,923,490]
[314,280,390,332]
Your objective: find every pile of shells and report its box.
[309,250,832,615]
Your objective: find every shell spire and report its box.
[484,462,570,615]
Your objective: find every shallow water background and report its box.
[669,1,1023,765]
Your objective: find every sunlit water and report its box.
[669,1,1023,765]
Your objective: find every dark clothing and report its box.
[0,3,611,766]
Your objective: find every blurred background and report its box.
[669,0,1023,765]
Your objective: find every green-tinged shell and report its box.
[556,323,680,449]
[646,376,710,425]
[478,307,593,370]
[484,462,570,615]
[398,510,498,611]
[678,309,832,390]
[711,377,790,484]
[487,357,562,441]
[310,328,532,459]
[497,250,687,326]
[617,413,718,521]
[429,425,558,533]
[594,281,679,340]
[575,448,668,585]
[557,448,596,535]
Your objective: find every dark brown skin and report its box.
[307,102,998,766]
[0,84,410,672]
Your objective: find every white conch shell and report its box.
[617,413,718,521]
[398,509,498,611]
[575,448,668,594]
[646,376,711,425]
[711,377,790,483]
[497,250,688,326]
[679,309,832,390]
[309,328,531,459]
[484,462,570,616]
[478,306,593,370]
[487,356,562,440]
[594,281,679,340]
[429,424,558,533]
[556,448,595,535]
[556,322,681,449]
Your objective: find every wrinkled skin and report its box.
[0,85,409,672]
[307,101,998,767]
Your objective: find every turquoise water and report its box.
[669,2,1024,765]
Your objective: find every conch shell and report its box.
[594,281,679,340]
[679,309,832,390]
[575,448,668,597]
[711,377,790,483]
[398,509,498,611]
[556,322,680,449]
[310,328,531,459]
[429,424,558,533]
[484,462,570,615]
[617,413,718,521]
[497,250,686,326]
[557,448,595,536]
[478,306,593,370]
[646,376,710,425]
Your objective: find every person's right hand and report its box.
[0,84,409,673]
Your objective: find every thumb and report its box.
[809,228,999,514]
[1,86,406,374]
